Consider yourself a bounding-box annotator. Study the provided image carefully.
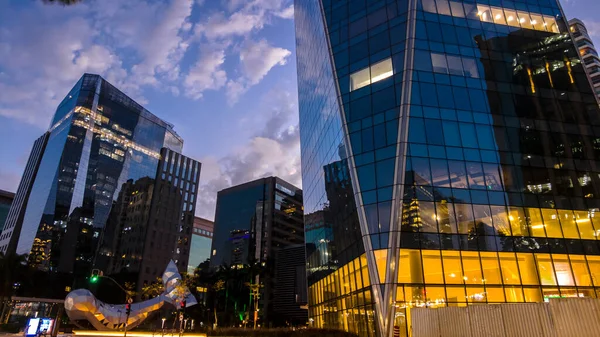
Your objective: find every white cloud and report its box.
[183,46,228,99]
[194,88,300,220]
[225,39,291,103]
[275,4,294,19]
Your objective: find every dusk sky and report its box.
[0,0,598,220]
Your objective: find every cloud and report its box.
[225,39,291,103]
[183,45,228,99]
[194,88,300,220]
[275,4,294,19]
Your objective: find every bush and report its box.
[207,328,357,337]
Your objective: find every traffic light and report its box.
[90,269,100,283]
[180,300,186,309]
[125,303,131,316]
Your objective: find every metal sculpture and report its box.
[65,261,196,330]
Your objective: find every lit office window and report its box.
[350,58,393,91]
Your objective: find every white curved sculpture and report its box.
[65,261,196,330]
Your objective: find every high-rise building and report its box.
[0,74,199,290]
[210,177,304,326]
[0,190,15,232]
[295,1,600,336]
[188,216,214,273]
[569,19,600,101]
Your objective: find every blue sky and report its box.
[0,0,598,220]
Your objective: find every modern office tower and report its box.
[210,177,304,326]
[0,133,48,253]
[100,148,201,295]
[0,74,198,286]
[295,1,600,336]
[569,19,600,101]
[0,190,15,232]
[188,216,214,273]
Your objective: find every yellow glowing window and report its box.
[570,255,592,286]
[477,5,493,23]
[405,285,424,303]
[480,251,502,284]
[353,259,363,289]
[422,250,444,283]
[573,210,595,239]
[491,7,506,25]
[517,253,539,285]
[587,256,600,287]
[360,254,371,287]
[466,286,486,303]
[349,58,393,91]
[486,286,506,302]
[535,253,557,286]
[504,286,524,302]
[462,251,483,284]
[374,249,388,283]
[553,254,575,286]
[503,9,520,28]
[558,210,580,239]
[508,207,528,236]
[523,287,543,302]
[396,286,405,302]
[425,286,446,306]
[530,13,544,31]
[446,286,466,303]
[517,11,533,29]
[398,249,424,284]
[499,252,521,285]
[528,208,547,237]
[543,16,559,33]
[442,251,463,284]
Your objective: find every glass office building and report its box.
[295,0,600,336]
[0,74,192,280]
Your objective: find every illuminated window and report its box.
[374,249,388,283]
[558,210,579,239]
[349,58,393,91]
[499,252,521,285]
[536,254,557,286]
[528,208,547,237]
[508,207,528,236]
[570,255,592,286]
[523,287,543,302]
[425,286,446,306]
[422,250,444,283]
[480,252,502,284]
[486,286,506,302]
[504,286,524,302]
[466,286,486,303]
[517,253,539,285]
[446,286,466,303]
[442,251,463,284]
[398,249,424,283]
[574,210,595,239]
[462,251,483,284]
[360,254,371,287]
[553,254,575,286]
[503,9,520,28]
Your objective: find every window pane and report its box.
[517,253,539,285]
[446,286,466,302]
[421,0,437,13]
[543,16,559,33]
[448,160,469,189]
[503,9,520,27]
[398,249,424,283]
[490,206,510,236]
[438,202,458,233]
[374,249,388,282]
[558,210,579,239]
[449,1,464,18]
[480,251,502,284]
[517,11,533,29]
[587,256,600,287]
[491,7,506,25]
[446,55,464,76]
[425,286,446,306]
[435,0,451,16]
[370,58,393,84]
[486,286,505,302]
[508,207,528,236]
[523,287,543,302]
[499,252,521,285]
[552,254,575,286]
[419,201,438,232]
[574,210,596,239]
[455,203,475,234]
[431,53,448,74]
[505,286,524,302]
[570,255,592,286]
[423,250,444,283]
[442,251,463,284]
[476,5,493,23]
[462,58,479,78]
[536,253,557,285]
[462,251,483,284]
[530,14,544,31]
[466,286,486,303]
[528,208,547,237]
[351,67,370,91]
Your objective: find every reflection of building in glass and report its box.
[188,216,213,274]
[0,190,15,232]
[0,74,199,291]
[210,177,304,326]
[296,1,600,336]
[569,19,600,101]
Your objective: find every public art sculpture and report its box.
[64,261,196,330]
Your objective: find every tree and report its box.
[0,253,28,323]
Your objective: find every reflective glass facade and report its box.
[5,74,185,278]
[295,0,600,336]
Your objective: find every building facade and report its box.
[295,1,600,336]
[569,18,600,101]
[189,216,214,273]
[0,74,198,288]
[0,190,15,232]
[210,177,304,326]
